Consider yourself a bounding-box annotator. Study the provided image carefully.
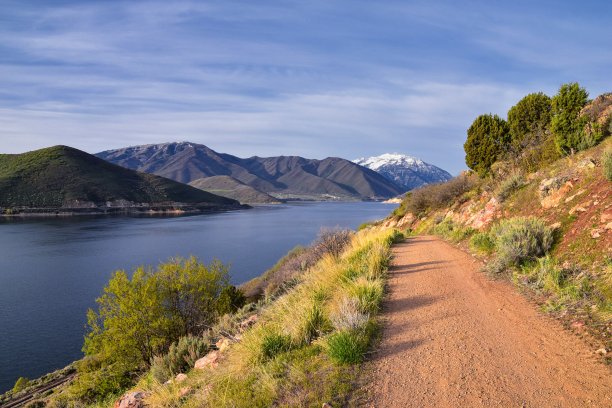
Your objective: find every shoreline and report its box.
[0,203,249,219]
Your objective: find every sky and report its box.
[0,0,610,174]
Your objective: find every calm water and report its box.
[0,202,394,393]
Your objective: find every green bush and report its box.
[326,330,368,364]
[464,114,511,176]
[12,377,30,393]
[150,334,210,383]
[604,149,612,182]
[470,232,495,254]
[216,285,246,316]
[551,82,590,155]
[488,217,554,273]
[260,333,292,361]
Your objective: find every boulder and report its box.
[175,373,188,383]
[194,350,220,370]
[239,314,258,331]
[114,391,149,408]
[216,337,231,352]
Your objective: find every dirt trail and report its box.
[364,236,611,407]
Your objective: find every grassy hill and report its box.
[189,176,281,204]
[0,145,239,211]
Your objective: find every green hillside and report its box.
[0,145,239,209]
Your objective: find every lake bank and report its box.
[0,201,395,393]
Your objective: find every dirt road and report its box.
[364,236,611,407]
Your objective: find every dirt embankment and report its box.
[363,236,611,407]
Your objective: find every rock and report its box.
[322,403,333,408]
[569,205,587,215]
[239,314,258,331]
[114,391,149,408]
[605,222,612,231]
[539,176,569,198]
[194,350,220,370]
[570,321,584,330]
[595,348,608,356]
[216,337,231,352]
[601,211,612,224]
[550,222,562,230]
[469,197,501,230]
[540,181,573,209]
[175,373,188,383]
[576,158,596,169]
[590,229,601,239]
[178,386,192,397]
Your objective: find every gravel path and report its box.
[364,236,611,407]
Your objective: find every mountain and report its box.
[354,153,452,191]
[189,176,281,204]
[96,142,404,200]
[0,146,240,213]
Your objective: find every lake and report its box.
[0,201,395,393]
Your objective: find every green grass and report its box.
[136,228,399,407]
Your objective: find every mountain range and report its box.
[354,153,453,190]
[96,142,404,201]
[0,146,240,215]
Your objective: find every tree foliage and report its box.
[508,92,552,150]
[464,114,510,176]
[83,257,231,373]
[550,82,589,154]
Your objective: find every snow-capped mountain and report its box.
[353,153,453,191]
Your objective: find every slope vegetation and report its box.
[97,142,404,200]
[0,146,239,213]
[189,176,281,204]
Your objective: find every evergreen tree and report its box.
[464,114,510,176]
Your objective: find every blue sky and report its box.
[0,0,609,174]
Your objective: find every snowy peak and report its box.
[354,153,425,171]
[354,153,452,191]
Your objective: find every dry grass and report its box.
[138,228,402,407]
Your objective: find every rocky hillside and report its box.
[385,138,611,356]
[96,142,405,200]
[0,146,240,214]
[354,153,452,190]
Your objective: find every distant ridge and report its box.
[96,142,404,200]
[0,145,241,215]
[189,176,282,204]
[354,153,452,191]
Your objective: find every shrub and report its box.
[401,173,478,216]
[464,114,511,176]
[604,149,612,182]
[326,330,368,364]
[470,232,495,254]
[312,228,353,259]
[432,219,473,242]
[150,334,210,383]
[216,285,246,316]
[495,173,524,202]
[12,377,30,393]
[330,297,370,331]
[260,333,292,360]
[81,257,232,399]
[551,82,590,155]
[488,217,554,272]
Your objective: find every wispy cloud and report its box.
[0,0,609,173]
